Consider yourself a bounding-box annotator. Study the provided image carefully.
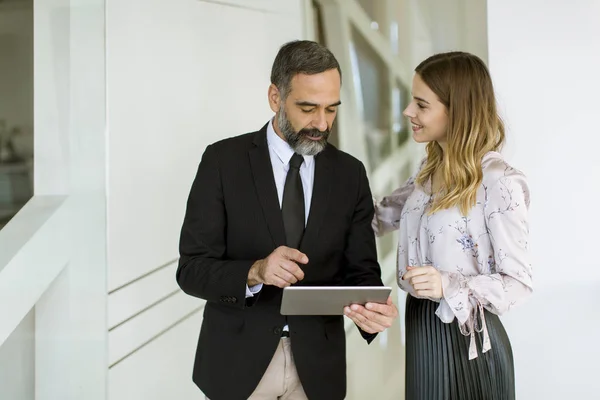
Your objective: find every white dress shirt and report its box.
[245,119,315,301]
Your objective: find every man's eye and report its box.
[301,109,314,113]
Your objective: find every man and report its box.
[177,40,398,400]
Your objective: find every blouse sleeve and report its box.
[436,168,533,359]
[372,159,424,237]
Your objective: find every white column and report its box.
[34,0,108,399]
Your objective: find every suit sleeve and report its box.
[176,144,254,309]
[344,161,384,343]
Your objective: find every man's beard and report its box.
[277,107,330,156]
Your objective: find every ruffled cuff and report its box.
[436,271,491,360]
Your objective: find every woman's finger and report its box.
[409,275,429,285]
[412,282,432,291]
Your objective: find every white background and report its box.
[488,0,600,398]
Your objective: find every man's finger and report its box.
[350,304,393,328]
[280,260,305,281]
[345,309,380,333]
[349,310,387,333]
[281,247,309,264]
[269,275,290,288]
[346,315,376,334]
[273,269,297,285]
[365,302,398,318]
[344,304,383,330]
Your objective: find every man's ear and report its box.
[268,84,281,113]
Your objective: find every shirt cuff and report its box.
[245,283,263,298]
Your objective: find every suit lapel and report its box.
[249,127,287,248]
[301,145,334,251]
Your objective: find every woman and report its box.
[373,52,533,399]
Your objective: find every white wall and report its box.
[487,0,600,398]
[105,0,305,398]
[410,0,488,66]
[106,0,305,290]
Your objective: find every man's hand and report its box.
[344,296,398,334]
[247,246,308,288]
[402,265,443,299]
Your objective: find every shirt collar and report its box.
[266,118,314,168]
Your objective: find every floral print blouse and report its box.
[373,152,533,359]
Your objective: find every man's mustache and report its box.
[298,128,329,138]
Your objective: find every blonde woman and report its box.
[373,52,532,399]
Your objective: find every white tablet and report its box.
[280,286,392,315]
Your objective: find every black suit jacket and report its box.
[177,124,383,400]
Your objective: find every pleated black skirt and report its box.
[405,295,515,400]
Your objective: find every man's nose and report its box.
[313,111,328,132]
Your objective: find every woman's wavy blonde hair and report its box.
[415,51,505,215]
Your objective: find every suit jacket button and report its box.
[273,327,282,335]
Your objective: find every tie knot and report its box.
[289,153,304,169]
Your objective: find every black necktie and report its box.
[282,153,305,249]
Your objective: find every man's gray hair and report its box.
[270,40,342,100]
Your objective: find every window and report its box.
[393,80,411,147]
[0,0,33,229]
[349,26,391,171]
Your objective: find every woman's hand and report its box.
[403,265,443,299]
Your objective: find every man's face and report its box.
[269,69,341,156]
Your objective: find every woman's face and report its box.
[403,73,448,145]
